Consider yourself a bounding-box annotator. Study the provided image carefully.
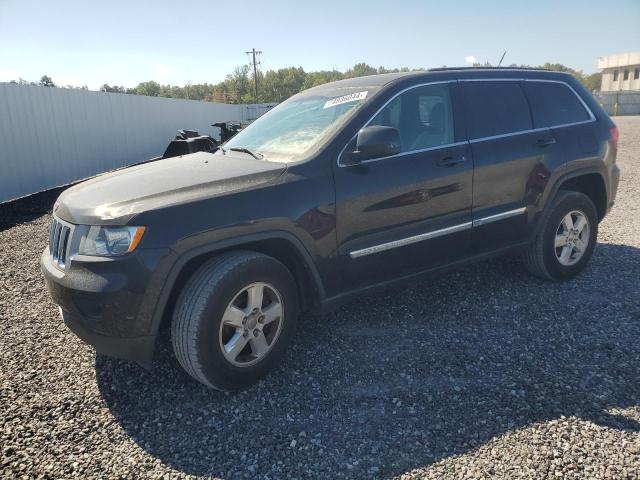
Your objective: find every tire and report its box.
[171,251,298,390]
[523,190,598,281]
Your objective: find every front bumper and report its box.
[59,307,155,367]
[40,247,168,367]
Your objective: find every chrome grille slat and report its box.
[58,226,69,267]
[48,221,56,255]
[52,223,62,262]
[48,217,75,270]
[56,226,65,262]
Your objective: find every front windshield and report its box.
[225,89,373,163]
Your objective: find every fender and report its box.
[146,230,327,338]
[530,165,608,240]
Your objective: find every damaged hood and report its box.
[54,151,286,225]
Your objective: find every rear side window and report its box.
[523,81,590,128]
[462,81,532,140]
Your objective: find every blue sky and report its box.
[1,0,638,90]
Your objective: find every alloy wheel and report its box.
[554,210,590,266]
[218,282,284,367]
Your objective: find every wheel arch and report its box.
[541,168,608,220]
[149,231,325,339]
[529,167,607,244]
[556,172,607,222]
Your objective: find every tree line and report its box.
[21,62,601,104]
[99,63,413,103]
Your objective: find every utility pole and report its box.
[246,48,262,101]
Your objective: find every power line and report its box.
[245,48,262,101]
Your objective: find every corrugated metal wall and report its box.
[0,83,275,203]
[594,90,640,116]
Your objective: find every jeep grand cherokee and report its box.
[41,68,620,390]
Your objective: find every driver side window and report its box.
[369,84,454,153]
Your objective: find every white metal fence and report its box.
[0,83,275,203]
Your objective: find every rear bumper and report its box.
[608,164,620,214]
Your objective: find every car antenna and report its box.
[497,50,507,67]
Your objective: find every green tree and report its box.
[39,75,55,87]
[100,84,126,93]
[225,65,252,103]
[133,81,161,96]
[344,63,378,78]
[303,70,343,89]
[259,67,306,103]
[583,72,602,92]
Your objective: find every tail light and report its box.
[610,126,619,150]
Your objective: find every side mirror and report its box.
[351,126,401,162]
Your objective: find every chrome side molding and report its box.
[349,222,472,258]
[349,207,527,258]
[472,207,527,227]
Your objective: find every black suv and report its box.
[42,68,620,390]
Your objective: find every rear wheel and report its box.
[523,190,598,281]
[171,251,298,390]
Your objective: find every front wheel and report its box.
[523,190,598,281]
[171,251,298,390]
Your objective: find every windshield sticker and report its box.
[323,91,368,109]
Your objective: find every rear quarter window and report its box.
[523,81,590,128]
[462,81,532,140]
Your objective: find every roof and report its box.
[428,66,550,72]
[297,68,574,99]
[302,72,414,93]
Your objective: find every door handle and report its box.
[536,137,556,147]
[437,155,466,167]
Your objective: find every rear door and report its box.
[461,80,563,254]
[333,82,473,292]
[521,79,597,169]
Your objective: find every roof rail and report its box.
[428,66,552,72]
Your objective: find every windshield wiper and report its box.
[229,147,264,160]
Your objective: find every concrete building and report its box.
[598,52,640,92]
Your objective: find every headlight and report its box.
[79,226,146,257]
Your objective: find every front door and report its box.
[333,82,473,293]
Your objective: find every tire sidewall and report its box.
[194,256,297,390]
[542,192,598,280]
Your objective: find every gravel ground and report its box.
[1,118,639,479]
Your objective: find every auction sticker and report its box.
[323,91,368,109]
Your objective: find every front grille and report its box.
[49,217,74,269]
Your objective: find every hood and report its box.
[54,151,286,225]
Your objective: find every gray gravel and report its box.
[1,118,639,479]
